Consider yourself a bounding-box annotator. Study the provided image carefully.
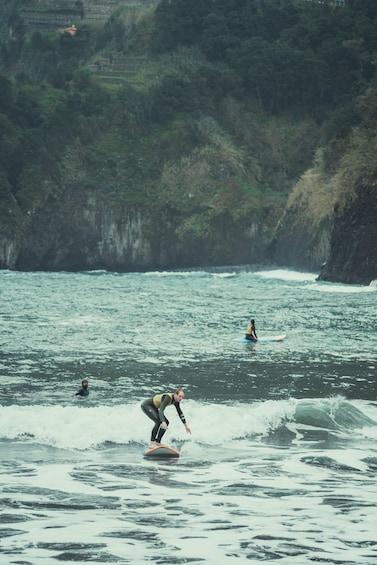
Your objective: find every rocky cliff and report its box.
[271,208,332,274]
[2,1,377,283]
[1,187,267,272]
[270,186,377,286]
[2,178,377,284]
[317,185,377,285]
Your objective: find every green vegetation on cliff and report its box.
[1,0,377,269]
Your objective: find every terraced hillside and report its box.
[20,0,158,30]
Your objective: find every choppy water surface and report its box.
[0,268,376,564]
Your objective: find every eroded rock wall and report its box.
[272,213,332,273]
[8,188,267,272]
[317,185,377,285]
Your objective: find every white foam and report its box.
[2,398,374,450]
[307,282,377,293]
[256,269,317,282]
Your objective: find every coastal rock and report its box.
[317,185,377,285]
[13,188,267,272]
[0,235,19,270]
[3,181,377,285]
[271,210,332,273]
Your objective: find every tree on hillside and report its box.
[152,0,212,52]
[151,0,377,114]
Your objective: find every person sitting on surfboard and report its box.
[245,318,258,342]
[141,388,191,448]
[74,379,89,397]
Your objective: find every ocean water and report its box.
[0,267,376,564]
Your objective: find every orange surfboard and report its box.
[143,444,180,458]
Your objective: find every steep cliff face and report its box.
[317,185,377,285]
[2,182,377,282]
[271,210,332,273]
[9,188,267,272]
[264,158,337,273]
[270,184,377,285]
[15,191,156,272]
[0,235,20,270]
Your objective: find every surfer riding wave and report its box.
[141,388,191,448]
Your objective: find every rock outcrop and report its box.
[317,185,377,285]
[271,209,332,273]
[3,187,267,272]
[2,182,377,284]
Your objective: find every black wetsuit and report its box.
[141,393,186,443]
[75,386,89,397]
